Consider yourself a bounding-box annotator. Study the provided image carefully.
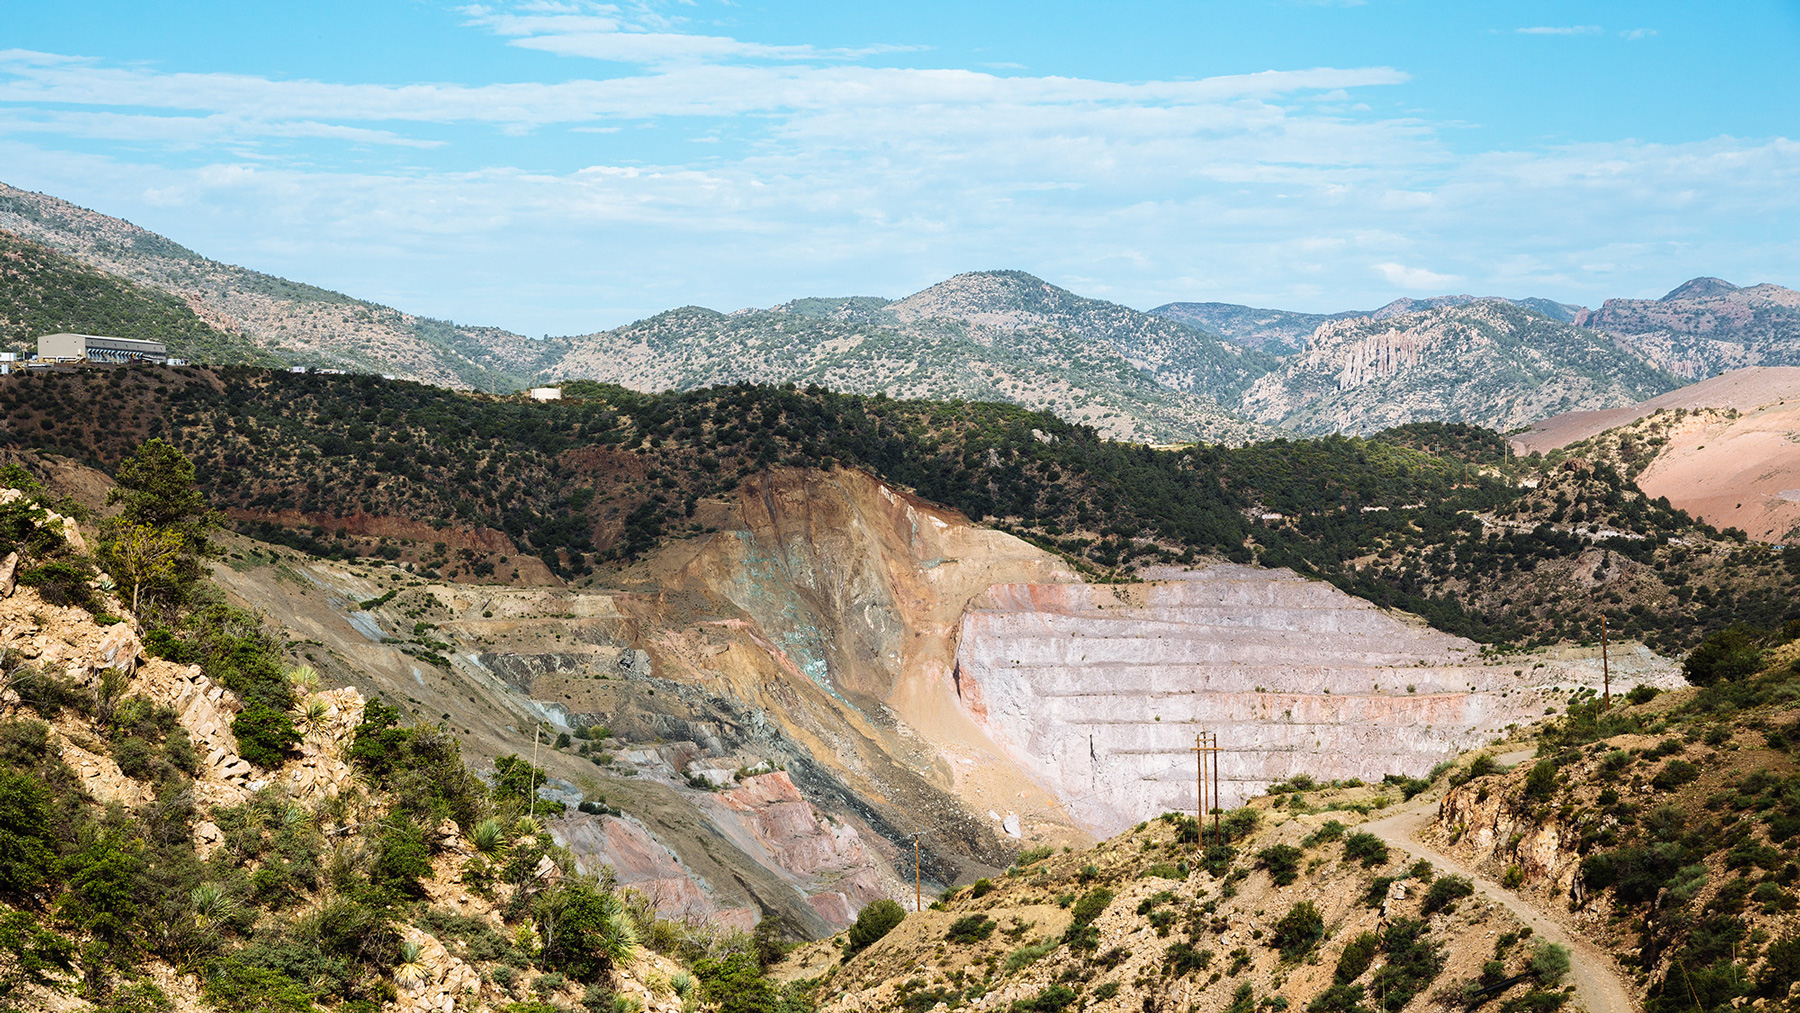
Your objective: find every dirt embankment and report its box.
[1512,366,1800,541]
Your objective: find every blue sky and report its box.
[2,1,1797,335]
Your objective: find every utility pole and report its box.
[906,831,931,911]
[1210,731,1221,843]
[529,721,541,823]
[1600,614,1611,710]
[1191,733,1208,849]
[1191,732,1222,847]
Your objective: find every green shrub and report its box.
[1306,983,1365,1013]
[844,899,905,958]
[1270,901,1324,960]
[1010,985,1076,1013]
[1421,875,1474,915]
[0,769,55,900]
[1302,820,1346,848]
[540,884,635,980]
[19,559,96,611]
[1342,832,1390,868]
[1369,919,1445,1012]
[945,915,995,944]
[1166,942,1209,986]
[202,954,319,1013]
[968,878,994,898]
[1652,760,1699,792]
[1626,685,1661,705]
[1257,844,1303,886]
[1529,942,1570,984]
[1523,760,1558,801]
[232,703,302,768]
[1335,930,1379,983]
[1068,888,1113,929]
[1683,626,1765,686]
[369,821,433,899]
[1003,938,1059,972]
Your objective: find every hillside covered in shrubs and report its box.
[0,365,1791,653]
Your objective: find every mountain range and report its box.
[3,180,1798,442]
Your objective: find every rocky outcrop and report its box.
[711,771,898,924]
[555,811,759,930]
[953,564,1681,836]
[1580,279,1800,380]
[1432,773,1586,899]
[1240,300,1674,434]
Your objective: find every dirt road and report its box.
[1362,806,1636,1013]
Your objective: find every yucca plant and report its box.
[394,940,432,989]
[299,695,331,732]
[594,891,638,966]
[471,817,508,856]
[670,972,694,999]
[286,664,321,692]
[190,882,238,928]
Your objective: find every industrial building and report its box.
[37,333,168,364]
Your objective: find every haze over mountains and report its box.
[4,180,1799,442]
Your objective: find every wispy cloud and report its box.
[1373,262,1462,288]
[1620,28,1657,40]
[0,6,1789,333]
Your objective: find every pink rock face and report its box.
[554,813,754,928]
[711,772,893,926]
[953,565,1677,836]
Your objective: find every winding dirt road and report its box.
[1362,806,1636,1013]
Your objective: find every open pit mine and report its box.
[214,466,1681,929]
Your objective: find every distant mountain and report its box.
[1239,299,1678,435]
[0,181,561,388]
[0,230,278,364]
[1146,303,1359,354]
[1577,276,1800,380]
[548,271,1279,444]
[1151,294,1587,355]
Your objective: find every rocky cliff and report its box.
[1580,277,1800,380]
[1240,301,1676,435]
[952,565,1681,836]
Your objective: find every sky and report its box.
[1,1,1797,335]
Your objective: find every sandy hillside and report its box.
[1512,365,1800,452]
[1629,402,1800,542]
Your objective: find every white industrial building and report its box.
[37,333,168,364]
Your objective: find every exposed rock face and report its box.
[1579,279,1800,380]
[709,771,899,923]
[1432,774,1585,899]
[555,812,758,929]
[1240,301,1674,434]
[952,565,1681,836]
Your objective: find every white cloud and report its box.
[1514,25,1604,36]
[1620,28,1657,40]
[1373,263,1463,288]
[0,11,1790,332]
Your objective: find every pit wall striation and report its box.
[952,564,1682,835]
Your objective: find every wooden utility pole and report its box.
[1210,731,1221,843]
[907,832,926,911]
[529,721,541,823]
[1191,732,1222,847]
[1191,733,1209,848]
[1600,614,1611,710]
